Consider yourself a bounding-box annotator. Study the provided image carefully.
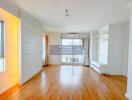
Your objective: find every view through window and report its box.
[0,21,5,72]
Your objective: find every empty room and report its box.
[0,0,132,100]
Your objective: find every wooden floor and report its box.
[0,65,127,100]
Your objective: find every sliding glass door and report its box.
[61,38,83,65]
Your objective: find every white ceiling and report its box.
[10,0,130,32]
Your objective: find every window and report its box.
[0,21,5,73]
[98,34,108,64]
[92,32,108,65]
[61,39,84,64]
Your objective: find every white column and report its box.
[126,6,132,100]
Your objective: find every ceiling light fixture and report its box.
[65,9,69,17]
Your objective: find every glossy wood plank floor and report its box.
[0,65,127,100]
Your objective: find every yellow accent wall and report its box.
[0,8,20,94]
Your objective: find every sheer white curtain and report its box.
[83,38,90,66]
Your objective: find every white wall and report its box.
[126,7,132,100]
[122,22,129,76]
[47,32,61,65]
[108,22,129,76]
[20,12,43,84]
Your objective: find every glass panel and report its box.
[73,39,82,45]
[61,55,72,63]
[62,39,72,45]
[0,21,4,73]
